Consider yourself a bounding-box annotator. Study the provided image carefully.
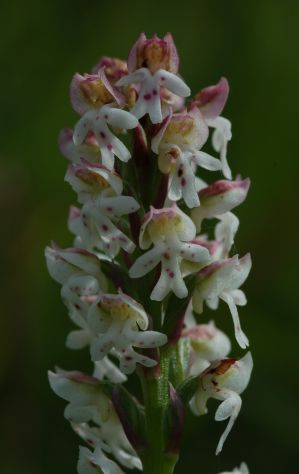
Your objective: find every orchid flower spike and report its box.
[190,77,232,179]
[87,289,167,373]
[117,33,190,123]
[193,352,253,454]
[129,204,211,300]
[151,108,222,208]
[193,254,252,348]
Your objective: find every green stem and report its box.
[139,346,179,474]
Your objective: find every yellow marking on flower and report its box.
[148,212,182,240]
[101,300,139,322]
[142,42,166,73]
[163,116,197,146]
[79,170,110,189]
[80,80,114,107]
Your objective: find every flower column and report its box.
[46,32,253,474]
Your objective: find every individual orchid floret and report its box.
[45,244,106,289]
[191,177,250,232]
[218,463,250,474]
[87,289,167,373]
[45,245,107,338]
[65,159,123,204]
[59,128,100,164]
[117,68,190,124]
[193,352,253,454]
[73,105,138,170]
[182,321,231,375]
[152,109,222,208]
[48,369,109,425]
[74,415,142,471]
[92,57,139,109]
[190,77,232,179]
[70,68,125,115]
[68,192,139,257]
[129,204,211,300]
[117,33,190,124]
[192,254,252,348]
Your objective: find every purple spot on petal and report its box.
[144,93,151,101]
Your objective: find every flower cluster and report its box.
[47,32,253,474]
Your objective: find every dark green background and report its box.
[1,0,298,472]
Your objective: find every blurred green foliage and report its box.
[0,0,298,472]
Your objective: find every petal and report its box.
[109,134,131,162]
[194,77,229,120]
[215,392,241,455]
[99,196,140,217]
[66,329,91,350]
[93,358,127,383]
[104,107,139,129]
[179,242,211,263]
[157,70,191,97]
[147,93,163,124]
[116,69,147,86]
[129,246,163,278]
[193,151,222,171]
[73,114,91,146]
[220,292,249,349]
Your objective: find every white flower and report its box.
[183,321,231,375]
[193,352,253,454]
[74,413,142,471]
[129,204,211,300]
[117,68,190,124]
[65,162,140,257]
[151,108,222,208]
[88,289,167,373]
[73,105,138,169]
[193,254,252,348]
[48,369,109,425]
[191,177,250,232]
[190,77,232,179]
